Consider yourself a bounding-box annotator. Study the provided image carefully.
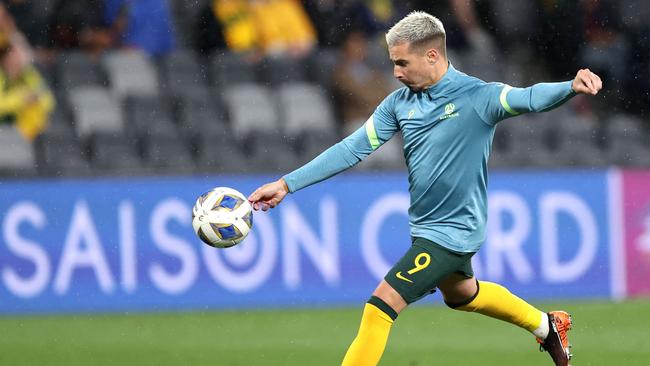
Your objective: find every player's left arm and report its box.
[505,68,602,113]
[473,69,602,125]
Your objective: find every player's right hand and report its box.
[248,178,289,211]
[571,68,602,95]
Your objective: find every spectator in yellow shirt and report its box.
[213,0,316,59]
[0,28,54,141]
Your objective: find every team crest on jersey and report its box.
[440,103,460,120]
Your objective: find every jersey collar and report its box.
[420,62,457,98]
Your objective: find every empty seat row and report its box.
[57,50,159,99]
[27,128,341,177]
[490,112,650,168]
[63,81,335,140]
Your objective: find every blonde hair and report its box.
[385,11,446,55]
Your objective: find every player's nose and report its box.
[393,66,403,80]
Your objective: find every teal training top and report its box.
[283,64,575,253]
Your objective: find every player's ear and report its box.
[426,48,439,65]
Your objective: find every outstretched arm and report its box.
[246,135,364,211]
[248,119,398,211]
[504,69,602,114]
[247,93,400,211]
[475,69,603,125]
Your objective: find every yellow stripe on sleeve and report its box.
[499,85,519,116]
[365,116,380,150]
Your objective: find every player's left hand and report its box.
[572,68,602,95]
[248,178,289,211]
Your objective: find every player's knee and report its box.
[367,296,399,321]
[444,281,480,311]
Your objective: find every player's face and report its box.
[389,42,438,91]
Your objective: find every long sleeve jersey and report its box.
[284,63,575,253]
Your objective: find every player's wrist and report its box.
[279,178,289,194]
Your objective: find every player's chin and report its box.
[398,79,412,87]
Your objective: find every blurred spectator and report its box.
[403,0,496,52]
[194,0,226,55]
[331,30,391,134]
[579,0,627,108]
[621,0,650,116]
[448,0,496,54]
[3,0,49,49]
[251,0,316,58]
[302,0,361,47]
[531,0,583,79]
[208,0,316,60]
[104,0,176,57]
[0,5,54,141]
[0,3,32,55]
[303,0,409,48]
[49,0,116,56]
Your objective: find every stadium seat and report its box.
[551,115,605,167]
[35,62,56,90]
[246,131,300,172]
[143,134,195,173]
[89,132,143,175]
[258,56,308,86]
[0,126,36,175]
[195,133,250,173]
[501,115,557,167]
[306,47,339,88]
[56,51,107,90]
[160,49,205,78]
[278,82,336,135]
[176,95,228,140]
[35,133,91,176]
[158,49,210,99]
[103,50,159,99]
[68,86,124,138]
[604,114,650,166]
[221,83,279,136]
[44,107,76,139]
[122,95,178,139]
[210,51,256,86]
[294,130,341,165]
[172,84,214,106]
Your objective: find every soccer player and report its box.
[248,11,601,366]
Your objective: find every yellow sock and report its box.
[342,299,395,366]
[451,281,544,334]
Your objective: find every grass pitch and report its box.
[1,300,649,365]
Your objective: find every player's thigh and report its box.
[372,280,408,314]
[384,238,475,304]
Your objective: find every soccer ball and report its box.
[192,187,253,248]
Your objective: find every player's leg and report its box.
[342,238,474,366]
[439,274,546,335]
[439,274,572,366]
[341,280,405,366]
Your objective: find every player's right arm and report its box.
[248,93,400,211]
